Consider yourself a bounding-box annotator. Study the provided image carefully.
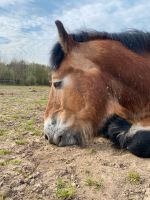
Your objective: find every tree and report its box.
[0,60,51,85]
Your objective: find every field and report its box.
[0,85,150,200]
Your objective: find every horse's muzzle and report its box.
[44,118,82,146]
[44,131,82,146]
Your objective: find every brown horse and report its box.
[44,20,150,157]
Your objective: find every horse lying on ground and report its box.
[44,20,150,158]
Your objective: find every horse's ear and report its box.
[55,20,74,54]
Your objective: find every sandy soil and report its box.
[0,86,150,200]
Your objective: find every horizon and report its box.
[0,0,150,65]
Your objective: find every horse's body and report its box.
[44,21,150,157]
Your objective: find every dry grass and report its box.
[0,85,149,200]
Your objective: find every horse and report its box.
[44,20,150,158]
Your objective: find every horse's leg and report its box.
[100,114,132,146]
[100,115,150,157]
[123,125,150,158]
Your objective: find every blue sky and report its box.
[0,0,150,64]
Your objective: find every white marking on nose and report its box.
[44,118,51,134]
[44,116,72,136]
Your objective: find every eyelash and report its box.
[53,81,62,89]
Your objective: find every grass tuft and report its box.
[0,149,11,155]
[56,178,76,199]
[128,171,141,184]
[15,140,27,145]
[9,159,22,165]
[85,177,103,190]
[31,130,41,136]
[0,159,21,166]
[88,148,97,154]
[0,130,7,137]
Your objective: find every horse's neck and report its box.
[105,72,150,122]
[96,41,150,114]
[95,41,150,96]
[106,74,147,109]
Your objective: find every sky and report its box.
[0,0,150,65]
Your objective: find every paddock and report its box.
[0,85,150,200]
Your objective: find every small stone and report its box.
[42,190,46,195]
[30,179,35,185]
[24,178,30,184]
[142,189,146,193]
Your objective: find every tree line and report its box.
[0,60,51,85]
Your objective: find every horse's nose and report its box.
[44,117,58,142]
[44,132,62,145]
[44,118,81,146]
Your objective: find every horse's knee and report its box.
[127,131,150,158]
[100,114,131,145]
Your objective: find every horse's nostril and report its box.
[53,134,63,145]
[45,134,48,140]
[58,135,62,144]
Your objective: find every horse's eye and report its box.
[53,81,62,89]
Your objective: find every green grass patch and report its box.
[85,177,103,190]
[88,148,97,154]
[0,130,7,137]
[31,130,41,136]
[0,149,11,155]
[12,114,19,119]
[128,171,141,184]
[0,159,22,166]
[9,159,22,165]
[26,120,35,131]
[56,178,76,199]
[27,119,35,126]
[36,99,47,106]
[15,140,27,145]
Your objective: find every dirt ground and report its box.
[0,85,150,200]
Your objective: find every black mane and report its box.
[50,30,150,70]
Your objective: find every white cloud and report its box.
[0,0,32,7]
[56,0,150,32]
[0,14,52,64]
[0,0,150,64]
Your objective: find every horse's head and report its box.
[44,21,108,146]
